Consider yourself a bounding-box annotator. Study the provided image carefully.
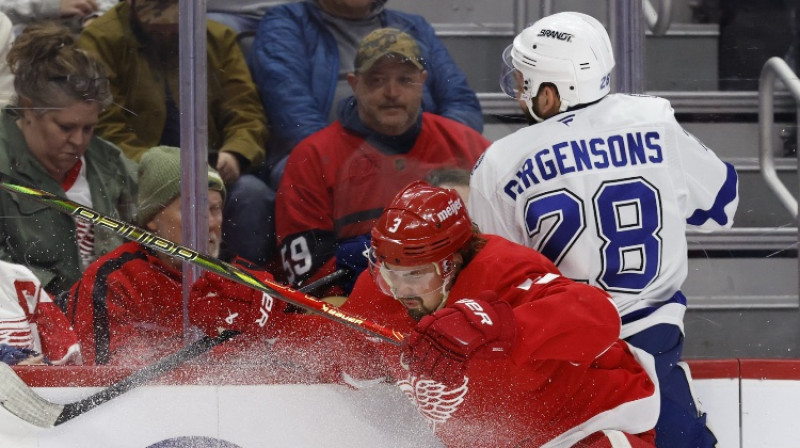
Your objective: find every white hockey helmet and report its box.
[500,11,615,121]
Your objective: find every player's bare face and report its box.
[382,262,445,321]
[18,100,100,183]
[352,60,427,136]
[146,190,224,269]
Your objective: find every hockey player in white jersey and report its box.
[469,11,738,448]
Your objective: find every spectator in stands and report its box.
[78,0,275,266]
[0,260,81,365]
[196,180,661,447]
[249,0,484,189]
[0,12,13,108]
[0,22,136,297]
[92,1,293,36]
[276,27,489,296]
[206,0,293,35]
[63,145,285,366]
[1,0,118,33]
[469,12,739,448]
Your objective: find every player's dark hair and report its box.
[456,224,487,268]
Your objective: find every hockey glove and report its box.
[402,291,516,385]
[189,258,287,337]
[335,233,371,295]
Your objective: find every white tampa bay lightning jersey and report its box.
[469,94,739,333]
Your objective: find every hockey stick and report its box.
[0,178,403,346]
[0,269,348,428]
[0,331,238,428]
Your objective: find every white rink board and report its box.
[0,383,443,448]
[694,378,740,448]
[0,377,794,447]
[741,379,800,448]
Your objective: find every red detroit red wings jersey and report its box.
[275,113,489,286]
[63,241,187,365]
[326,236,659,447]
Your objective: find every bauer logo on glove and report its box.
[402,292,516,385]
[255,293,277,327]
[454,298,495,327]
[189,260,287,337]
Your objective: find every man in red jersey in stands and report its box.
[274,28,489,297]
[64,146,284,365]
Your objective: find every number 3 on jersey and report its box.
[524,177,663,293]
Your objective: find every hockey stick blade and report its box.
[0,330,238,428]
[0,363,63,428]
[0,178,404,346]
[0,270,347,428]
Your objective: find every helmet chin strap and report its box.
[432,260,459,312]
[527,103,545,123]
[434,275,453,312]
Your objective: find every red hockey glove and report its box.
[402,291,516,385]
[189,259,287,337]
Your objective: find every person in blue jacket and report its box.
[249,0,483,189]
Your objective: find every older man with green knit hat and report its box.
[60,145,284,366]
[135,145,226,265]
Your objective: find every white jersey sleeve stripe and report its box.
[686,162,738,228]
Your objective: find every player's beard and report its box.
[403,297,437,322]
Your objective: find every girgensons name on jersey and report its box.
[503,131,663,200]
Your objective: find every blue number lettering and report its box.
[524,190,585,265]
[524,178,662,293]
[593,178,662,292]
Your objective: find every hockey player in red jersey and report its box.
[198,180,660,447]
[350,180,660,447]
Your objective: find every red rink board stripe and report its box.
[686,359,800,380]
[13,359,800,386]
[739,359,800,380]
[686,359,740,379]
[12,365,318,387]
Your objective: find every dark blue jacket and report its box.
[248,0,483,171]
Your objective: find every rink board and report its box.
[0,360,798,447]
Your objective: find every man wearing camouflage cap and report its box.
[274,27,490,297]
[250,0,484,192]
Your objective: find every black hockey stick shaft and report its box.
[52,270,346,425]
[0,178,404,345]
[55,329,238,425]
